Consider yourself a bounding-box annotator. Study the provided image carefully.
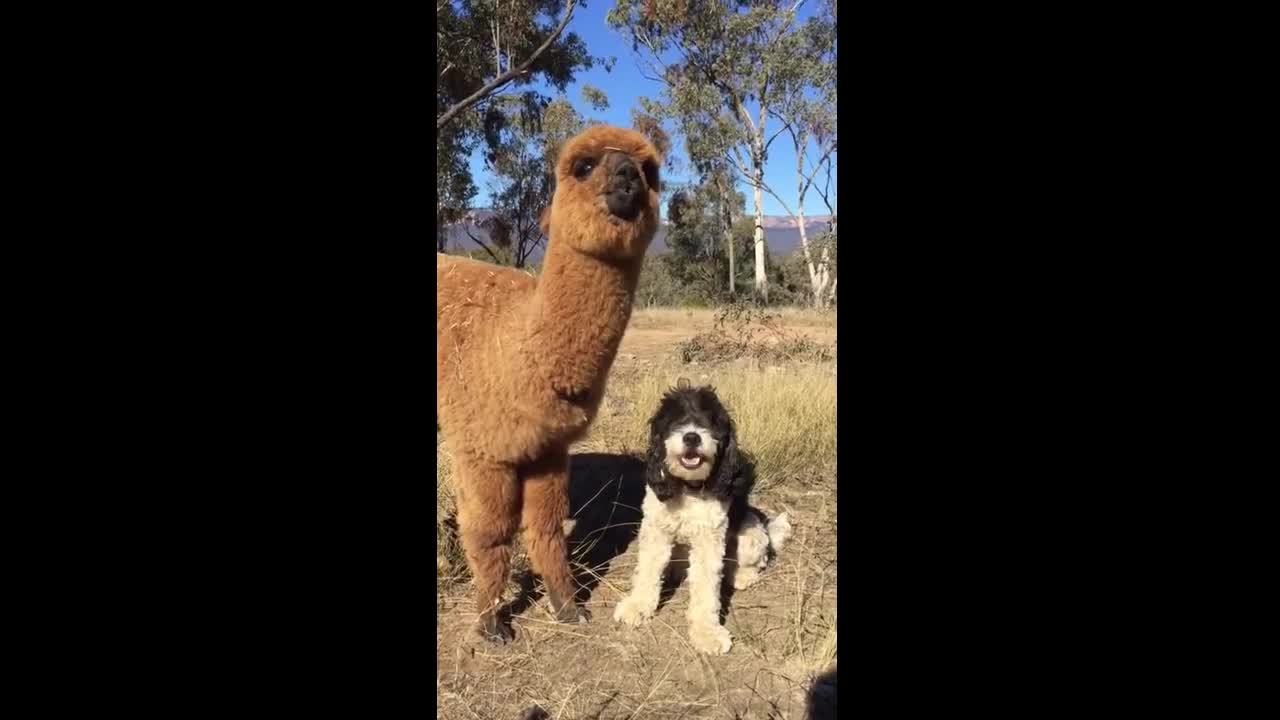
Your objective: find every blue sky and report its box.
[465,0,836,219]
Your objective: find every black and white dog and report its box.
[613,377,791,654]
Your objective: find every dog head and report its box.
[543,125,661,261]
[644,377,749,502]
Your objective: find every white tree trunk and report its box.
[815,244,831,308]
[721,175,735,295]
[794,133,830,308]
[727,212,736,295]
[752,146,768,303]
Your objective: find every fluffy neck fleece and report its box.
[526,239,641,403]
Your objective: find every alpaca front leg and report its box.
[613,517,673,626]
[685,526,732,654]
[455,459,522,643]
[520,451,587,623]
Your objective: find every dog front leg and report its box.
[685,525,732,654]
[612,517,673,626]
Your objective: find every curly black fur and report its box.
[644,382,755,522]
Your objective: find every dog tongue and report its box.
[680,456,703,468]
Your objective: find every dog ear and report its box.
[538,206,551,236]
[707,418,751,501]
[645,430,676,501]
[677,377,691,390]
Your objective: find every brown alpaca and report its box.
[437,125,661,642]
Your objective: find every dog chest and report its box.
[643,488,730,540]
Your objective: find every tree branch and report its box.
[727,145,753,178]
[463,223,501,263]
[437,0,577,131]
[764,124,789,156]
[798,138,835,198]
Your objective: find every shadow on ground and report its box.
[463,452,648,619]
[445,451,753,628]
[807,668,836,720]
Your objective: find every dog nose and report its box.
[683,432,701,447]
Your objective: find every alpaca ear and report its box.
[538,207,551,236]
[677,377,691,390]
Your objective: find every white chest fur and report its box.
[642,484,729,542]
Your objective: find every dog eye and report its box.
[642,161,659,190]
[572,157,596,178]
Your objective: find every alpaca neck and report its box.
[527,240,639,390]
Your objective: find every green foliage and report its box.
[437,120,479,251]
[482,98,556,266]
[608,0,837,302]
[436,0,604,251]
[478,85,613,267]
[437,0,597,121]
[579,84,610,112]
[635,253,711,308]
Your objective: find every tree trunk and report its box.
[793,132,830,308]
[815,244,831,308]
[796,203,829,308]
[436,200,448,253]
[752,148,768,303]
[727,223,736,294]
[720,175,735,295]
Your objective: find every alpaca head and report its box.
[542,125,661,261]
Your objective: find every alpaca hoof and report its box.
[477,613,514,643]
[549,591,589,624]
[688,623,732,655]
[612,595,654,626]
[555,601,589,624]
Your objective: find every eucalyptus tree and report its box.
[436,0,606,251]
[608,0,813,303]
[766,0,836,306]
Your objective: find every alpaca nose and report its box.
[604,152,644,220]
[614,161,640,185]
[683,432,701,447]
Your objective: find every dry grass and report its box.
[574,364,836,491]
[628,306,837,331]
[436,307,837,719]
[436,437,467,593]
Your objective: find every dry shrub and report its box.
[676,305,834,364]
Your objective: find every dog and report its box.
[612,377,791,654]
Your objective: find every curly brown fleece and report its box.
[437,125,661,641]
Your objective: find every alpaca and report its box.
[437,125,662,642]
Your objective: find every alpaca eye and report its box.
[572,157,596,178]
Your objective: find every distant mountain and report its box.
[441,210,832,260]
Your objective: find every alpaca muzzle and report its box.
[603,151,645,220]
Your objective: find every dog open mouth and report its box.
[678,452,704,469]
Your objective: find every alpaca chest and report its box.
[642,489,729,542]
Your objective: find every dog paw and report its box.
[612,596,655,626]
[688,623,732,655]
[732,570,761,590]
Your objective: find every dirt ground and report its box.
[437,308,837,720]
